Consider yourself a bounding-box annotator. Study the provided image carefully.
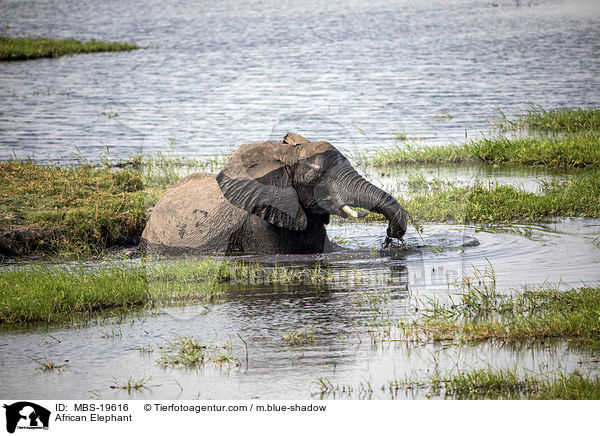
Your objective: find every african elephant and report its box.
[140,133,408,254]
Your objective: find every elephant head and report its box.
[216,133,408,239]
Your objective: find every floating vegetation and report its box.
[280,326,316,345]
[28,356,69,372]
[110,376,158,393]
[0,36,139,61]
[156,336,238,368]
[388,266,600,349]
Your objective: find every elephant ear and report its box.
[216,141,308,231]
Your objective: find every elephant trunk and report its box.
[328,164,408,239]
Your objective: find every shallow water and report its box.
[360,163,574,194]
[1,0,600,161]
[1,0,600,400]
[1,220,598,399]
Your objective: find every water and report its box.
[1,0,600,161]
[1,220,599,399]
[1,0,599,400]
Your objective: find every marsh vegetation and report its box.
[1,106,600,400]
[0,36,139,61]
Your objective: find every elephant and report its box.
[140,133,408,255]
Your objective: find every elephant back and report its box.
[141,172,245,253]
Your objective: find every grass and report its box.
[110,376,157,393]
[156,336,238,368]
[349,170,600,224]
[387,368,600,400]
[411,171,600,222]
[0,147,233,255]
[0,159,149,255]
[0,36,139,61]
[361,132,600,168]
[280,326,316,345]
[315,369,600,400]
[4,157,600,252]
[497,105,600,132]
[393,266,600,349]
[28,356,68,372]
[0,259,336,324]
[0,264,149,324]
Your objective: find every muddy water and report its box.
[1,220,598,399]
[1,0,600,161]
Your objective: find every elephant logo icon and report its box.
[3,402,50,433]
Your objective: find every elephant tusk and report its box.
[342,205,359,218]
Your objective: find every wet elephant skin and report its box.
[140,133,408,255]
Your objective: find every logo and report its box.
[3,402,50,434]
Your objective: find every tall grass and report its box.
[0,36,139,61]
[502,106,600,132]
[362,132,600,168]
[389,368,600,400]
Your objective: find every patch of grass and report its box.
[0,159,149,255]
[469,133,600,168]
[110,376,157,393]
[0,264,148,324]
[358,142,476,166]
[359,170,600,223]
[280,326,316,345]
[388,369,600,400]
[501,105,600,132]
[398,266,600,349]
[312,377,374,400]
[362,132,600,168]
[0,149,234,255]
[0,259,337,324]
[28,356,68,372]
[0,36,139,61]
[156,336,238,368]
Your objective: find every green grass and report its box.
[0,36,139,61]
[0,159,150,255]
[28,356,68,372]
[0,148,234,255]
[156,336,238,368]
[349,170,600,224]
[499,105,600,132]
[2,118,600,255]
[395,265,600,348]
[110,376,157,393]
[0,264,149,324]
[361,132,600,168]
[0,259,336,324]
[388,369,600,400]
[3,158,597,256]
[280,326,316,345]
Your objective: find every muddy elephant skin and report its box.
[140,133,408,255]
